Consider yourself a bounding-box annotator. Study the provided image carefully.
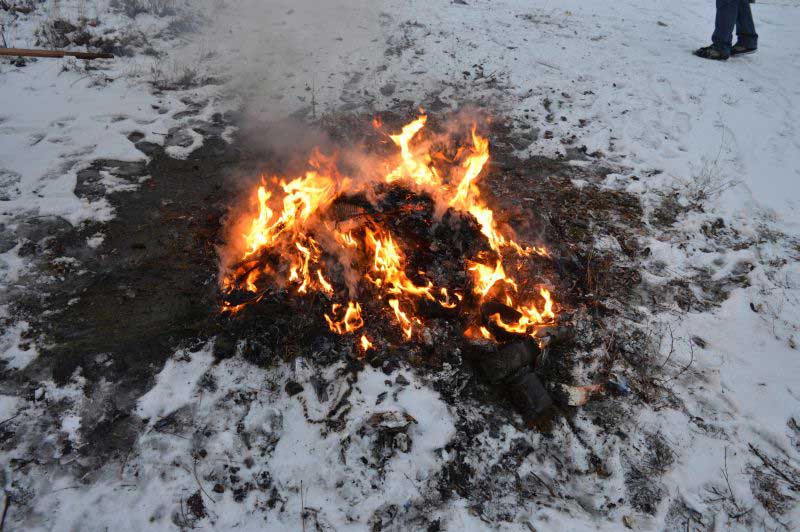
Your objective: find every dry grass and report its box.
[110,0,177,18]
[149,59,203,90]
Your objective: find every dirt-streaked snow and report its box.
[1,0,799,530]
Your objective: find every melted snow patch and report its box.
[0,320,38,370]
[86,232,105,248]
[266,364,456,528]
[136,341,214,423]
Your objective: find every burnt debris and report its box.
[221,181,561,427]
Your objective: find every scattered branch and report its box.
[192,457,216,504]
[300,479,306,532]
[0,492,10,532]
[749,444,800,490]
[0,412,20,427]
[722,447,742,513]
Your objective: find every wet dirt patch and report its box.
[5,133,237,462]
[4,109,653,489]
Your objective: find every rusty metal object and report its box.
[0,47,113,60]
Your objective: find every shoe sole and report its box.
[693,53,728,61]
[732,49,757,56]
[693,49,728,60]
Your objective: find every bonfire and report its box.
[219,115,559,359]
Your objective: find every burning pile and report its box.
[220,114,559,356]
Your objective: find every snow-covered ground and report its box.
[1,0,799,530]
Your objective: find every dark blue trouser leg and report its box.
[736,0,758,49]
[713,0,758,54]
[712,0,739,54]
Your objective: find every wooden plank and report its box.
[0,47,113,60]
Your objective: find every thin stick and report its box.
[529,471,556,498]
[192,457,215,504]
[300,480,306,532]
[722,447,741,512]
[1,492,11,532]
[0,412,20,427]
[0,47,113,60]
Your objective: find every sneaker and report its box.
[731,43,757,56]
[694,45,729,61]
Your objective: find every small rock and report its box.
[395,374,410,386]
[212,483,225,493]
[284,381,303,396]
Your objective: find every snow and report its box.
[1,0,799,529]
[1,58,160,223]
[16,353,454,531]
[0,394,20,420]
[85,232,104,248]
[0,319,38,369]
[0,0,222,227]
[136,341,215,422]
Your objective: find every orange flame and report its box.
[365,227,434,300]
[324,301,364,334]
[221,114,558,343]
[385,115,441,187]
[360,334,374,353]
[388,298,421,339]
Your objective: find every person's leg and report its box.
[712,0,739,55]
[735,0,758,49]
